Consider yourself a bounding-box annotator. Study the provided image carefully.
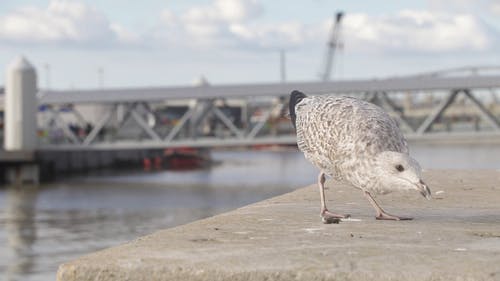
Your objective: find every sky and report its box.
[0,0,499,89]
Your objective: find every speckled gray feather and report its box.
[295,95,409,193]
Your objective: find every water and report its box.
[411,142,500,169]
[0,149,317,281]
[0,146,498,281]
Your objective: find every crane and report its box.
[320,11,344,81]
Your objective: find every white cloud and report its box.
[342,10,492,53]
[490,1,500,15]
[214,0,263,22]
[158,2,493,53]
[177,0,262,24]
[0,0,138,45]
[110,23,141,44]
[160,9,178,27]
[229,22,309,48]
[159,0,264,46]
[0,0,494,54]
[160,0,307,49]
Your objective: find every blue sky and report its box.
[0,0,499,89]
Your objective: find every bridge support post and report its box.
[4,56,39,184]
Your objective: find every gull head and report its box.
[374,151,431,199]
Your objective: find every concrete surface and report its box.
[57,170,500,281]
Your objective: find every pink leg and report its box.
[363,191,413,221]
[318,172,350,224]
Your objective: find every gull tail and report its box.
[289,90,307,128]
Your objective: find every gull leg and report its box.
[363,191,413,221]
[318,172,350,224]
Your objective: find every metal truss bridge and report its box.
[35,66,500,150]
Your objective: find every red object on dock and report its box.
[154,156,162,169]
[143,158,151,171]
[164,147,208,170]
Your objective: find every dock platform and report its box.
[0,150,34,163]
[57,170,500,281]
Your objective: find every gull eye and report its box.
[395,164,405,172]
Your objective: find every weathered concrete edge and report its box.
[56,170,500,281]
[55,186,314,281]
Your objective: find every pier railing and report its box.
[36,74,500,150]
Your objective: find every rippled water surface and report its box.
[0,149,317,281]
[0,145,498,281]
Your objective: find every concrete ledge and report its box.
[57,170,500,281]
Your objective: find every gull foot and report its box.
[321,210,350,224]
[375,212,413,221]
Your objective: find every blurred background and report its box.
[0,0,499,280]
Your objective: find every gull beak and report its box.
[417,179,432,200]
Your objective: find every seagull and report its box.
[289,90,431,223]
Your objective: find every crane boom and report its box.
[320,12,344,81]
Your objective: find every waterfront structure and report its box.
[1,57,500,182]
[31,66,500,150]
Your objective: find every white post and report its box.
[4,56,38,151]
[4,56,39,185]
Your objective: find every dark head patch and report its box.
[289,90,307,128]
